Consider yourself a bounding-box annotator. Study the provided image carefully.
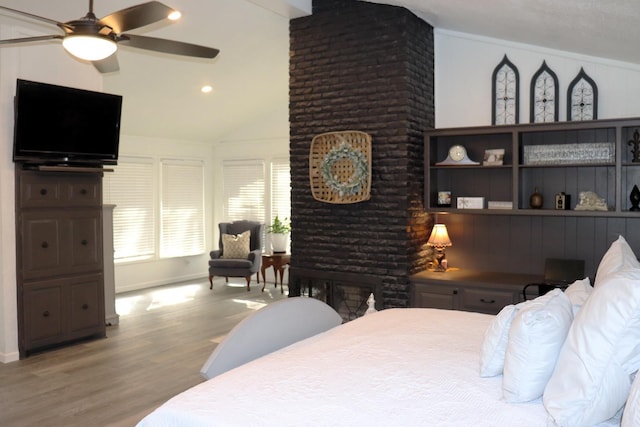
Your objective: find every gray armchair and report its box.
[209,220,264,291]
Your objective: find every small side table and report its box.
[261,253,291,293]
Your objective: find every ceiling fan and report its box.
[0,0,220,73]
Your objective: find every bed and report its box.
[137,236,640,427]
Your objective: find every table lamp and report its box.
[428,224,452,272]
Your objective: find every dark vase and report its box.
[530,187,543,209]
[631,185,640,211]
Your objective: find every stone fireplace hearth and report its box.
[293,268,383,322]
[288,0,434,310]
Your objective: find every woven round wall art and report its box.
[309,130,372,204]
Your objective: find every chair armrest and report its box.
[210,249,222,259]
[248,249,261,262]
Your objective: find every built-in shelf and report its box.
[430,208,640,218]
[424,117,640,217]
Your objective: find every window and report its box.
[103,157,155,262]
[160,160,205,258]
[104,156,206,262]
[222,158,291,252]
[271,158,291,225]
[222,160,265,223]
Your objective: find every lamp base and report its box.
[432,248,447,272]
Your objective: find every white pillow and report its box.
[502,289,573,403]
[563,277,593,316]
[544,268,640,426]
[622,372,640,427]
[620,374,640,427]
[594,235,640,287]
[479,303,521,377]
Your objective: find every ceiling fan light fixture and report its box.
[62,35,117,61]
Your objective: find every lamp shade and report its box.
[427,224,452,247]
[63,35,117,61]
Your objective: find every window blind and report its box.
[160,160,205,258]
[103,157,155,262]
[270,158,291,224]
[222,160,265,223]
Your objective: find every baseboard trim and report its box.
[1,350,20,363]
[115,274,209,294]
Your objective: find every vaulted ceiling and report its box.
[2,0,639,143]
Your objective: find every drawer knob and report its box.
[82,303,89,310]
[81,239,88,246]
[80,188,87,195]
[480,298,496,304]
[40,188,47,196]
[41,241,48,249]
[42,310,50,317]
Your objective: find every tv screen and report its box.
[13,79,122,166]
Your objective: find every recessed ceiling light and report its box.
[201,85,213,94]
[168,10,182,21]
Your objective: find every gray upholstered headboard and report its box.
[200,297,342,380]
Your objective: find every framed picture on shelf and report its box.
[437,191,452,207]
[483,149,505,166]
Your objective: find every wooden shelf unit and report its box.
[424,117,640,217]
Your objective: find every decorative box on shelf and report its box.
[457,197,485,209]
[488,201,513,210]
[522,142,615,165]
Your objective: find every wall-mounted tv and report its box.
[13,79,123,166]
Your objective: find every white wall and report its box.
[434,29,640,128]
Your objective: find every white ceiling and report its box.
[2,0,640,143]
[372,0,640,65]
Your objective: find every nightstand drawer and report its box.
[413,283,459,310]
[459,288,515,315]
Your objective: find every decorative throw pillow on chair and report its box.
[221,231,251,259]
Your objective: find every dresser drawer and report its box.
[19,172,101,207]
[22,281,64,348]
[68,274,104,337]
[19,174,64,207]
[459,288,516,315]
[20,209,102,279]
[21,274,105,354]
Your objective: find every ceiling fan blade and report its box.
[93,54,120,74]
[118,34,219,59]
[98,1,175,34]
[0,35,62,46]
[0,5,66,28]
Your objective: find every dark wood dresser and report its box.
[16,167,105,357]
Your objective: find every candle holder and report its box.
[631,185,640,211]
[628,130,640,163]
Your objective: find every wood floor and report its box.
[0,277,288,427]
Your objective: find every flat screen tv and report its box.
[13,79,122,166]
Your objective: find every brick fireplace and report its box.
[288,0,434,310]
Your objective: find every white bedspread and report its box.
[137,308,550,426]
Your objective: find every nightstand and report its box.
[410,269,543,315]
